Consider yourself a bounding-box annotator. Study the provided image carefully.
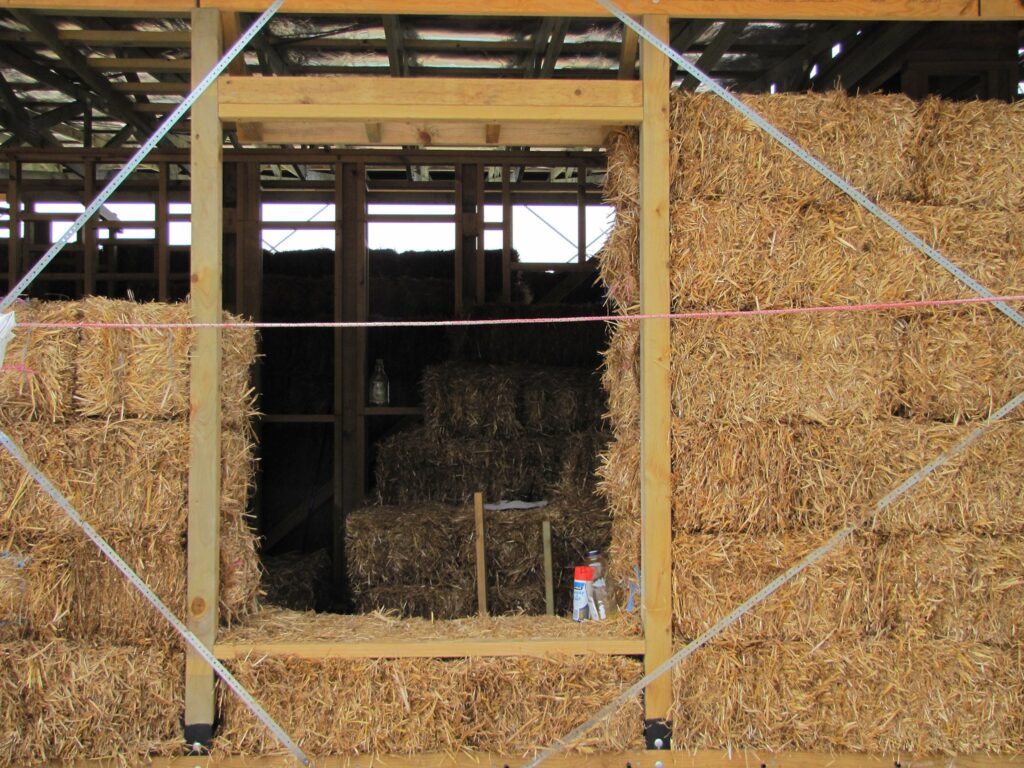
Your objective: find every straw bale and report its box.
[519,368,604,434]
[0,640,182,765]
[0,514,257,641]
[665,91,921,204]
[72,297,257,426]
[422,362,521,437]
[872,534,1024,644]
[222,605,639,643]
[0,551,29,640]
[0,301,79,421]
[668,419,1024,534]
[448,303,610,369]
[672,533,874,642]
[660,199,1024,311]
[261,548,331,611]
[217,653,642,756]
[667,91,917,204]
[669,313,900,423]
[600,322,639,432]
[0,418,254,541]
[671,638,1024,754]
[899,305,1024,422]
[915,96,1024,211]
[374,426,562,505]
[347,503,555,618]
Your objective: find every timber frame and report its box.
[1,0,1021,764]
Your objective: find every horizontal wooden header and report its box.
[2,0,1021,19]
[220,76,642,124]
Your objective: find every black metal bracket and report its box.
[644,718,672,750]
[183,723,214,754]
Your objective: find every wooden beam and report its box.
[980,0,1024,17]
[214,637,645,660]
[542,519,554,616]
[382,14,407,77]
[679,21,748,89]
[187,0,985,19]
[638,12,673,733]
[9,10,164,142]
[219,77,643,125]
[0,28,190,45]
[619,25,640,80]
[185,6,222,749]
[819,22,928,91]
[43,752,1024,768]
[740,21,860,92]
[112,81,191,94]
[540,18,571,77]
[220,12,248,76]
[225,120,612,147]
[85,57,192,72]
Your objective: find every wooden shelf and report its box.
[214,636,644,661]
[361,406,424,417]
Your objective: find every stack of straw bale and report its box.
[600,91,1024,753]
[375,361,604,505]
[354,430,613,618]
[0,298,259,763]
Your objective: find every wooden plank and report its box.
[156,161,169,301]
[219,76,643,124]
[47,751,1024,768]
[542,519,554,616]
[333,162,345,594]
[214,637,645,660]
[500,163,511,303]
[82,160,96,295]
[220,11,247,76]
[184,6,221,746]
[980,0,1024,17]
[474,491,488,617]
[193,0,984,19]
[231,120,612,148]
[639,13,673,729]
[86,57,193,72]
[6,161,20,292]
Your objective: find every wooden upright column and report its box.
[185,7,222,749]
[639,13,673,748]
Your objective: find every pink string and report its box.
[14,294,1024,330]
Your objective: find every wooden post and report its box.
[156,161,170,302]
[82,160,97,296]
[474,491,488,617]
[639,13,673,750]
[7,160,20,293]
[185,6,222,751]
[576,163,586,263]
[500,163,512,303]
[542,519,554,616]
[338,161,368,595]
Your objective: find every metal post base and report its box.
[644,718,672,750]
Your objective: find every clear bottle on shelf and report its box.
[586,549,609,620]
[369,358,390,406]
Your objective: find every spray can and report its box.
[572,565,594,621]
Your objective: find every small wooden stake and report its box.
[542,519,554,616]
[474,491,487,616]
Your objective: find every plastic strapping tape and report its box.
[522,388,1024,768]
[596,0,1024,330]
[0,432,312,767]
[0,0,286,313]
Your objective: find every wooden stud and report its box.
[542,519,554,616]
[333,161,345,594]
[185,6,222,744]
[576,163,586,263]
[474,491,488,617]
[639,13,673,727]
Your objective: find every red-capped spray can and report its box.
[572,565,594,621]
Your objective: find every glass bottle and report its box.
[586,549,609,620]
[369,358,390,406]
